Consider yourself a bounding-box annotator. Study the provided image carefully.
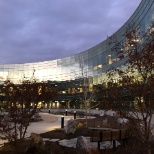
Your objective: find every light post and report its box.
[74,111,76,119]
[61,115,64,128]
[65,109,67,116]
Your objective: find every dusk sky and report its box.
[0,0,141,64]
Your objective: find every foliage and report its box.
[0,77,57,148]
[97,23,154,154]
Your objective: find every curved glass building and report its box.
[0,0,154,108]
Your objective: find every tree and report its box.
[78,55,97,127]
[98,23,154,154]
[0,76,57,150]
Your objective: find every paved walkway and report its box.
[26,112,74,137]
[0,112,74,146]
[1,110,154,148]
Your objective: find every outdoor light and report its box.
[61,115,64,128]
[65,109,67,116]
[74,111,76,119]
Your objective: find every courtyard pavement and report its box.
[1,109,154,149]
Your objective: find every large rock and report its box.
[30,133,44,150]
[76,136,100,154]
[117,118,128,123]
[64,119,77,134]
[77,122,84,128]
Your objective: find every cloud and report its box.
[0,0,141,64]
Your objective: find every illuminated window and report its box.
[57,102,59,108]
[93,66,98,70]
[98,64,102,69]
[109,59,112,64]
[93,64,102,70]
[108,55,112,64]
[112,58,120,62]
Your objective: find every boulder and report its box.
[76,136,100,154]
[117,118,128,123]
[64,119,77,134]
[100,111,104,116]
[30,133,44,150]
[77,122,84,128]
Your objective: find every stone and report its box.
[117,118,128,123]
[64,119,77,134]
[30,133,44,150]
[100,111,104,116]
[77,122,84,128]
[76,136,100,154]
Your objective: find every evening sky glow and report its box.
[0,0,141,64]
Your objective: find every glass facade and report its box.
[0,0,154,108]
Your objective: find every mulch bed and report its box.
[0,115,154,154]
[38,115,146,154]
